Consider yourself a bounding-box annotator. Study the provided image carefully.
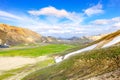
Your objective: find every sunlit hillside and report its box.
[0,24,43,45]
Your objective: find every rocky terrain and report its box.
[0,24,44,45]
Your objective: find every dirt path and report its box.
[0,56,50,80]
[5,60,53,80]
[0,56,48,71]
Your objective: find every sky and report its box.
[0,0,120,38]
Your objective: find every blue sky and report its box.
[0,0,120,38]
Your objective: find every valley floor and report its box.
[0,44,74,80]
[0,56,54,80]
[0,56,48,71]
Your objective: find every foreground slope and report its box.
[23,45,120,80]
[0,23,43,45]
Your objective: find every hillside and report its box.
[93,30,120,48]
[60,30,120,60]
[87,33,108,41]
[51,30,120,63]
[23,45,120,80]
[0,24,43,45]
[41,36,59,43]
[22,30,120,80]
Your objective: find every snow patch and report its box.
[55,35,120,63]
[55,44,97,63]
[102,36,120,48]
[54,56,63,63]
[64,44,97,59]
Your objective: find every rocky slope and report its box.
[93,30,120,48]
[0,24,43,45]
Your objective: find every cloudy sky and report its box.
[0,0,120,38]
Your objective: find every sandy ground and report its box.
[0,56,47,71]
[1,56,51,80]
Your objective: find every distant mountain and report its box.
[67,31,120,49]
[62,36,93,45]
[67,36,80,40]
[0,24,43,45]
[41,36,59,43]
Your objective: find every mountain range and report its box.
[0,23,93,46]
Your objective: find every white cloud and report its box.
[28,6,83,22]
[112,17,120,22]
[28,6,69,17]
[114,22,120,27]
[91,17,120,25]
[0,10,23,20]
[0,8,120,38]
[89,17,120,35]
[84,3,104,16]
[48,29,71,34]
[91,19,110,25]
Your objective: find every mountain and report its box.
[56,36,92,46]
[0,24,43,45]
[0,29,7,45]
[53,30,120,62]
[41,36,58,43]
[87,34,108,41]
[93,30,120,48]
[61,30,120,60]
[68,36,91,41]
[23,30,120,80]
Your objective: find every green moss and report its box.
[0,44,74,57]
[0,73,14,80]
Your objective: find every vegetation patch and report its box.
[23,46,120,80]
[0,44,74,57]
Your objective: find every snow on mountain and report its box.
[64,44,97,59]
[102,36,120,48]
[55,30,120,63]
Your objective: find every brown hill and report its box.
[0,24,43,45]
[93,30,120,48]
[87,34,108,41]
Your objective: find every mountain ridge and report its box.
[0,23,43,45]
[54,30,120,62]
